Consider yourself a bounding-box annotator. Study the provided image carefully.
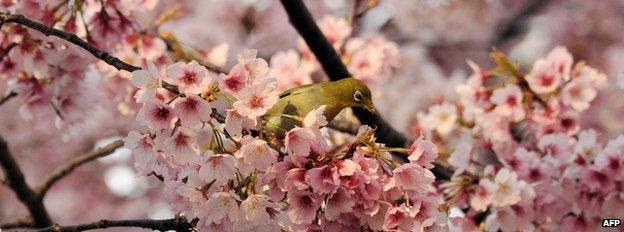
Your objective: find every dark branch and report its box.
[0,12,140,72]
[0,91,17,105]
[0,217,33,229]
[492,0,551,46]
[279,0,404,146]
[0,12,183,94]
[279,0,351,79]
[0,136,53,228]
[0,217,34,230]
[36,217,193,232]
[35,140,124,196]
[279,0,452,179]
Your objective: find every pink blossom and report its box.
[490,168,524,207]
[137,102,175,130]
[202,43,229,67]
[285,168,309,191]
[595,136,624,180]
[407,135,438,169]
[469,179,496,211]
[538,133,571,162]
[240,194,278,224]
[384,205,417,231]
[137,36,166,61]
[176,184,206,218]
[305,165,340,195]
[219,64,248,96]
[124,131,157,174]
[302,105,328,128]
[159,127,200,165]
[172,95,212,127]
[269,49,314,90]
[546,46,573,81]
[324,187,355,221]
[526,59,560,94]
[232,79,279,119]
[198,152,236,185]
[235,139,278,171]
[317,15,352,47]
[204,191,240,224]
[166,61,211,94]
[287,190,321,225]
[224,109,256,140]
[417,103,457,136]
[237,49,269,80]
[131,61,162,103]
[490,85,525,122]
[393,163,435,192]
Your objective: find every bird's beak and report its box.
[364,103,378,115]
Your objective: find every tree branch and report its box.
[0,217,33,230]
[0,12,181,94]
[35,140,123,196]
[0,136,53,228]
[491,0,551,46]
[36,217,193,232]
[0,12,140,72]
[0,91,17,106]
[279,0,452,180]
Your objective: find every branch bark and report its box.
[35,140,123,196]
[279,0,452,180]
[0,12,140,72]
[0,91,17,105]
[35,217,193,232]
[0,217,33,229]
[0,136,53,228]
[279,0,405,146]
[0,11,181,94]
[491,0,551,46]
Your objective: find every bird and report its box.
[263,77,376,138]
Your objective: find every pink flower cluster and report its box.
[124,49,442,231]
[417,47,622,230]
[271,15,399,91]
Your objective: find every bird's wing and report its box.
[278,84,315,98]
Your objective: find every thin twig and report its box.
[0,11,181,95]
[279,0,452,180]
[35,140,123,196]
[0,12,140,72]
[0,136,53,228]
[0,91,17,105]
[35,217,193,232]
[0,217,33,230]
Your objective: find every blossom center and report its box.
[182,71,198,84]
[250,95,264,108]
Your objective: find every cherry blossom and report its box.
[232,79,279,120]
[131,61,162,103]
[172,95,212,127]
[166,61,211,94]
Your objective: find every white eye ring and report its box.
[353,91,363,102]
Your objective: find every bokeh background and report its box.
[1,0,624,229]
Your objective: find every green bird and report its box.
[263,77,376,138]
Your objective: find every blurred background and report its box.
[1,0,624,229]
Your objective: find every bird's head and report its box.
[335,78,377,114]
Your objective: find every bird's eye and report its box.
[353,91,363,102]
